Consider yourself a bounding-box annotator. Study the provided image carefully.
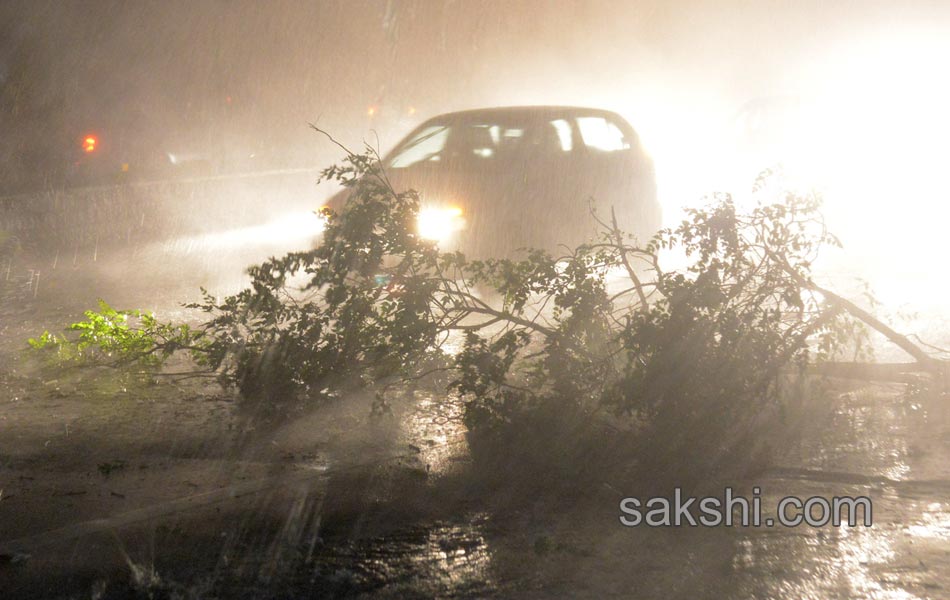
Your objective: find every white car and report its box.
[328,106,661,258]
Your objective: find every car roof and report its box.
[383,106,642,161]
[419,105,627,123]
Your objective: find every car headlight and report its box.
[417,206,465,242]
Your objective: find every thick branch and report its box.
[775,254,945,374]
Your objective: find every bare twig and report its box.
[609,207,649,310]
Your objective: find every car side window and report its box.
[576,116,630,152]
[550,119,574,152]
[454,124,497,159]
[389,125,450,168]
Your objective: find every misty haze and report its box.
[2,2,950,598]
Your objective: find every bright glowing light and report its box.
[633,27,950,309]
[778,29,950,305]
[169,210,325,253]
[417,206,465,242]
[612,86,734,222]
[83,135,97,153]
[367,106,377,117]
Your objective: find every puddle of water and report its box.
[905,502,950,540]
[732,381,950,599]
[302,515,499,597]
[401,391,468,476]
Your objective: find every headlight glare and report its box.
[417,206,465,242]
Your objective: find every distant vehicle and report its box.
[68,132,270,185]
[63,126,178,187]
[58,115,291,190]
[326,106,661,258]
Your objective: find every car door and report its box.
[497,116,588,253]
[575,113,658,241]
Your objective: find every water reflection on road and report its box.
[371,379,950,598]
[5,231,950,598]
[724,384,950,599]
[308,516,499,598]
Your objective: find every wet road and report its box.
[2,227,950,598]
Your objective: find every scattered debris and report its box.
[97,460,127,478]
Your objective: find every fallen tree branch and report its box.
[809,361,932,383]
[773,254,948,384]
[810,280,943,372]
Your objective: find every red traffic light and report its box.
[82,135,98,153]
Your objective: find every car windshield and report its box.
[387,112,631,169]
